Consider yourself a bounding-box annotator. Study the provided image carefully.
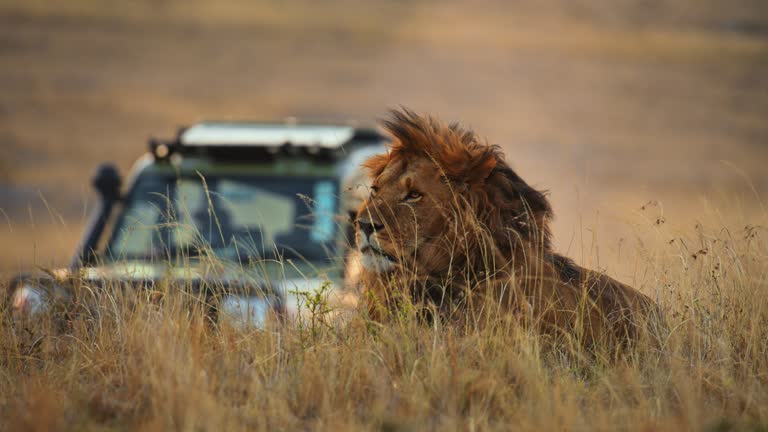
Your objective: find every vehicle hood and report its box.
[83,258,330,280]
[48,259,337,301]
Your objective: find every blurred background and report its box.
[1,0,767,284]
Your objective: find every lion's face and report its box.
[356,155,456,275]
[355,108,554,279]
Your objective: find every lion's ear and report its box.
[463,149,497,186]
[361,153,389,178]
[484,162,554,249]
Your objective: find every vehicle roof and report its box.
[179,122,370,148]
[149,121,386,163]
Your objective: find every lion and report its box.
[355,108,662,347]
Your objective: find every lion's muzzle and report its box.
[357,217,396,272]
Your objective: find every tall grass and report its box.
[1,210,767,431]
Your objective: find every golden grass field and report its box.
[1,0,768,430]
[1,213,767,431]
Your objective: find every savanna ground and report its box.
[1,0,767,430]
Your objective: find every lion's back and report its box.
[537,254,663,346]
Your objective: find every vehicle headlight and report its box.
[219,295,272,329]
[11,283,47,316]
[278,278,344,320]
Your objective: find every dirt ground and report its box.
[1,0,767,282]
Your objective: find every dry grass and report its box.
[2,208,767,431]
[2,0,768,275]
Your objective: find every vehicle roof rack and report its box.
[148,121,387,162]
[182,122,361,147]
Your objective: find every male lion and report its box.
[355,108,661,347]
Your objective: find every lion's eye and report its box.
[370,186,379,197]
[405,190,422,201]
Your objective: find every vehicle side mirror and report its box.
[92,163,122,202]
[72,163,122,267]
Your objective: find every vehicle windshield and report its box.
[104,173,339,263]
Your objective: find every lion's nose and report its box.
[358,218,383,238]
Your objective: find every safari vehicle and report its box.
[7,122,386,327]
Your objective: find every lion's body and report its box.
[355,109,661,347]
